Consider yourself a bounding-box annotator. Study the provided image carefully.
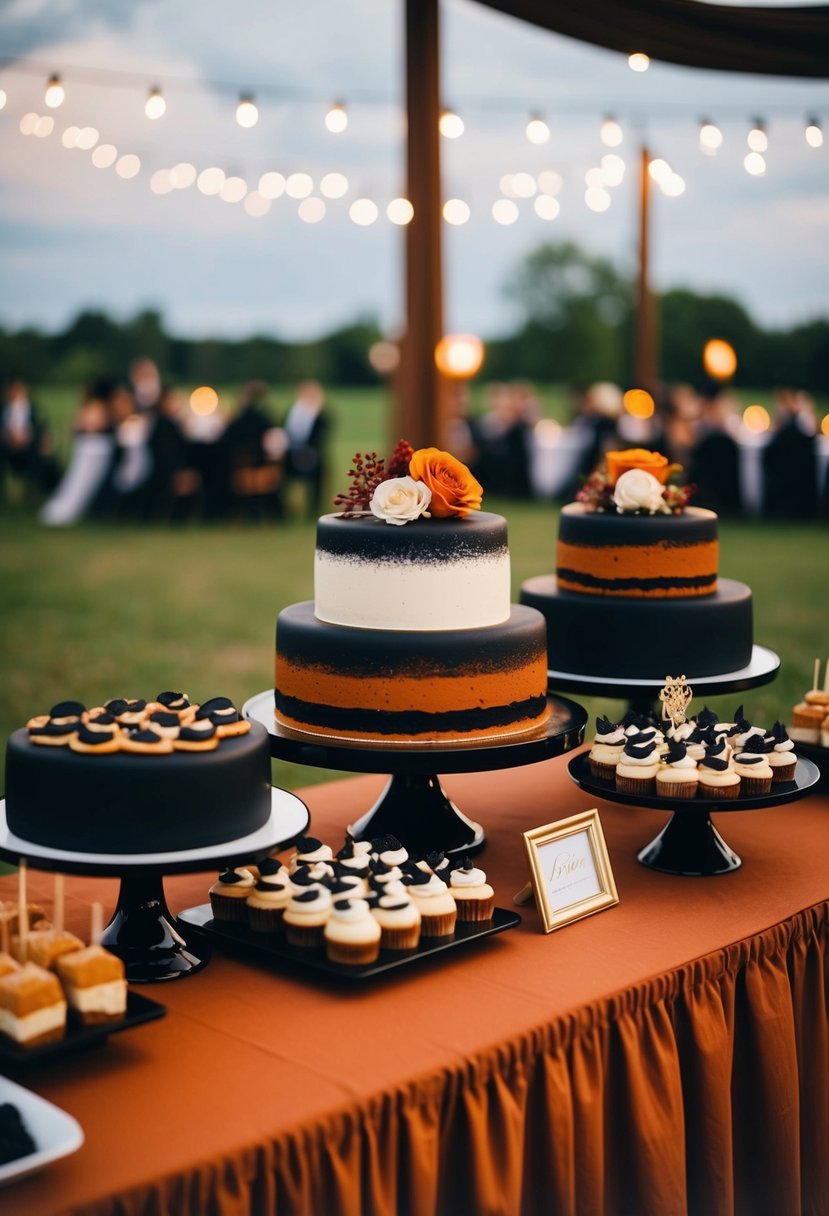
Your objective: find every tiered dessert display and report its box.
[518,450,816,874]
[249,443,586,854]
[1,694,310,982]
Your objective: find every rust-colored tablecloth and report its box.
[3,752,828,1216]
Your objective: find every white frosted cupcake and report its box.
[290,837,334,872]
[732,746,773,795]
[588,716,626,780]
[449,858,495,922]
[283,886,332,948]
[371,892,421,951]
[324,898,381,965]
[615,736,660,795]
[209,867,256,923]
[697,738,741,799]
[377,835,409,868]
[403,870,457,937]
[246,875,290,933]
[655,741,698,800]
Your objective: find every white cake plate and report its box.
[0,789,310,983]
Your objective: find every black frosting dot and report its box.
[49,701,85,718]
[88,713,116,727]
[30,720,76,737]
[104,699,129,716]
[76,724,115,745]
[124,699,147,712]
[128,729,164,745]
[195,697,234,719]
[402,868,431,887]
[178,724,216,742]
[290,870,319,887]
[219,869,247,885]
[149,712,179,728]
[258,857,284,877]
[294,836,324,854]
[333,898,353,912]
[255,879,285,892]
[157,691,189,708]
[424,851,447,871]
[325,880,356,895]
[369,858,392,875]
[737,755,764,766]
[380,834,403,852]
[293,889,322,904]
[336,839,356,860]
[453,855,475,873]
[382,900,409,911]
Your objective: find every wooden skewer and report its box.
[813,658,820,692]
[824,658,829,694]
[53,872,64,935]
[17,859,28,963]
[90,901,103,945]
[0,916,9,957]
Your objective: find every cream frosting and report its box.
[697,770,740,788]
[449,866,487,888]
[284,888,332,922]
[656,768,699,785]
[211,869,255,899]
[372,899,421,931]
[324,899,381,944]
[589,743,623,764]
[595,726,625,746]
[616,760,660,779]
[247,882,290,910]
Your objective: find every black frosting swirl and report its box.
[380,834,404,852]
[259,857,284,877]
[325,880,355,895]
[732,704,744,723]
[771,721,790,745]
[337,839,357,860]
[75,724,115,745]
[623,739,657,760]
[696,706,719,729]
[736,754,764,766]
[627,730,657,747]
[123,699,147,712]
[255,878,285,892]
[424,850,448,872]
[701,738,729,771]
[195,697,234,719]
[745,735,775,754]
[49,700,85,718]
[333,898,354,912]
[294,836,324,855]
[29,720,76,738]
[665,740,688,765]
[290,869,320,888]
[148,711,179,728]
[293,889,322,904]
[157,691,190,708]
[596,715,620,736]
[453,855,475,873]
[104,698,129,716]
[178,724,217,743]
[369,858,392,875]
[219,869,247,885]
[402,868,431,887]
[87,713,116,727]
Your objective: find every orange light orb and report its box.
[820,414,829,437]
[190,386,219,416]
[742,404,770,434]
[434,334,484,380]
[368,341,400,375]
[623,388,655,419]
[703,339,737,381]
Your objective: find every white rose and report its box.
[613,468,670,514]
[370,476,432,525]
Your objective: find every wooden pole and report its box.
[397,0,448,449]
[635,145,659,390]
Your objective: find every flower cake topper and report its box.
[659,675,694,728]
[577,448,693,516]
[334,440,483,525]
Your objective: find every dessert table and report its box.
[3,752,828,1216]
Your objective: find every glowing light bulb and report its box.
[601,154,625,186]
[628,52,650,72]
[492,199,518,225]
[443,198,470,225]
[286,173,313,199]
[236,95,258,129]
[805,118,823,148]
[33,116,54,138]
[75,126,99,150]
[91,144,117,168]
[258,172,286,199]
[661,173,685,197]
[171,162,196,189]
[115,154,140,179]
[220,176,247,203]
[623,389,655,418]
[534,194,560,220]
[601,116,623,147]
[744,151,766,176]
[434,335,484,379]
[747,121,767,152]
[526,114,550,145]
[537,170,563,195]
[325,102,347,133]
[197,167,225,195]
[61,126,80,149]
[585,186,611,213]
[648,158,671,183]
[150,170,174,195]
[387,197,414,225]
[439,109,464,139]
[190,386,218,415]
[703,339,737,380]
[742,404,770,433]
[349,198,378,226]
[145,87,166,120]
[44,75,64,108]
[244,193,271,217]
[320,172,348,199]
[298,197,326,223]
[19,113,38,136]
[585,167,605,189]
[511,172,536,198]
[699,120,722,153]
[0,90,7,111]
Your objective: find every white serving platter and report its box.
[0,1075,84,1186]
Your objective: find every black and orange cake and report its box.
[274,446,550,746]
[4,694,272,853]
[521,452,753,679]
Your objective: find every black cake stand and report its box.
[243,690,587,857]
[568,752,819,876]
[0,789,310,983]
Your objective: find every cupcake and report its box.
[614,735,660,796]
[290,836,334,871]
[697,738,741,799]
[246,873,290,933]
[371,891,421,951]
[730,716,765,754]
[209,868,256,922]
[324,898,382,965]
[449,857,495,922]
[588,716,626,780]
[655,740,699,800]
[336,839,371,877]
[403,868,457,937]
[732,740,774,795]
[283,887,332,948]
[255,855,291,885]
[377,835,409,868]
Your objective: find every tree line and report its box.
[1,242,826,391]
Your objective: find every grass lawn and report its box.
[1,385,826,797]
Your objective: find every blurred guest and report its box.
[763,389,818,519]
[283,379,330,516]
[687,387,742,515]
[41,379,117,525]
[470,383,532,498]
[572,381,623,481]
[223,380,284,519]
[446,381,476,466]
[661,383,700,467]
[129,357,163,410]
[1,379,59,502]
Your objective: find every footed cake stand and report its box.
[568,752,819,875]
[0,789,310,983]
[244,690,587,856]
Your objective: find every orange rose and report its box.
[605,449,671,487]
[408,447,483,518]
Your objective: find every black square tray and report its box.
[0,991,166,1071]
[178,903,521,982]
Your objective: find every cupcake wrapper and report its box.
[655,780,698,801]
[589,760,617,781]
[699,779,741,799]
[615,774,656,796]
[210,892,250,923]
[379,925,421,951]
[247,906,285,934]
[325,938,381,966]
[284,923,326,949]
[738,775,773,796]
[770,762,796,782]
[454,896,495,922]
[419,911,457,937]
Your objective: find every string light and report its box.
[235,94,258,129]
[75,126,99,150]
[434,335,484,379]
[244,193,271,217]
[61,126,80,148]
[299,197,326,223]
[661,173,686,197]
[320,172,348,199]
[325,101,347,133]
[585,167,605,189]
[525,114,550,145]
[114,154,140,179]
[197,166,225,195]
[387,197,414,225]
[19,113,38,136]
[258,171,286,199]
[150,170,174,195]
[511,172,536,198]
[600,116,623,147]
[744,151,766,176]
[628,53,650,72]
[33,115,54,138]
[805,117,823,148]
[699,119,723,154]
[742,404,770,433]
[747,119,767,152]
[648,158,672,184]
[220,176,248,203]
[349,198,378,225]
[170,162,196,189]
[492,199,518,225]
[145,87,166,120]
[0,90,6,111]
[534,194,560,220]
[443,198,470,225]
[600,154,625,186]
[91,144,117,168]
[44,74,64,108]
[585,186,611,212]
[537,170,563,195]
[623,389,655,418]
[286,172,313,199]
[703,339,737,379]
[439,109,464,139]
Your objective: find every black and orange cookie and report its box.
[146,711,181,739]
[48,701,86,726]
[195,697,250,737]
[69,724,121,754]
[28,720,78,747]
[120,729,174,756]
[154,691,194,717]
[173,721,219,752]
[116,699,148,727]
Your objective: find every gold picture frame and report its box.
[522,809,619,933]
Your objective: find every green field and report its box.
[1,385,825,796]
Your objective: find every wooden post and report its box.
[635,145,659,390]
[397,0,448,449]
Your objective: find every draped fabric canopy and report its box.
[475,0,829,79]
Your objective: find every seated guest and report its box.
[687,388,742,516]
[1,379,59,502]
[223,380,283,519]
[283,379,330,517]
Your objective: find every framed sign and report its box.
[523,809,618,933]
